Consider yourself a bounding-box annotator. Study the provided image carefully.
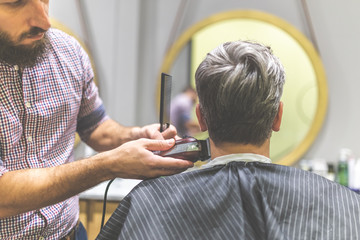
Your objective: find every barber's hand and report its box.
[136,123,178,140]
[106,138,193,179]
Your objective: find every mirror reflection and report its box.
[160,10,328,166]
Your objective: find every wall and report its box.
[49,0,360,164]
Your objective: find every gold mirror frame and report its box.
[159,10,328,166]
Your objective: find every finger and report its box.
[137,124,163,140]
[156,157,194,170]
[143,138,176,151]
[150,130,163,140]
[147,157,194,176]
[161,124,177,139]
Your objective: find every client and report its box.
[97,40,360,240]
[170,86,199,137]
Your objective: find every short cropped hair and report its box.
[195,40,285,146]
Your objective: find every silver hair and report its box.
[195,40,285,146]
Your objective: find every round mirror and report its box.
[159,10,328,166]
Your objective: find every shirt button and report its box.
[27,136,33,142]
[14,65,19,71]
[25,101,31,108]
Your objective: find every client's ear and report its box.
[272,101,283,132]
[196,104,208,132]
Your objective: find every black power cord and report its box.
[100,178,115,229]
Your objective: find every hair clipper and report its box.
[154,137,211,162]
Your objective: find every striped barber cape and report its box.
[97,155,360,240]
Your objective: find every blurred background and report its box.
[50,0,360,166]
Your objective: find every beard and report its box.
[0,27,50,68]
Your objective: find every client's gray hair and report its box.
[195,40,285,146]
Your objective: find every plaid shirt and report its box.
[0,28,108,239]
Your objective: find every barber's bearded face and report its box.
[0,27,49,68]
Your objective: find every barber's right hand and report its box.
[103,138,194,180]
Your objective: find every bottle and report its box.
[337,159,348,186]
[349,158,360,193]
[326,163,335,181]
[348,155,356,190]
[336,148,350,187]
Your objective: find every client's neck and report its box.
[209,138,270,159]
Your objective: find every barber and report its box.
[0,0,193,239]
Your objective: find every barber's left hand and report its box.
[136,123,177,140]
